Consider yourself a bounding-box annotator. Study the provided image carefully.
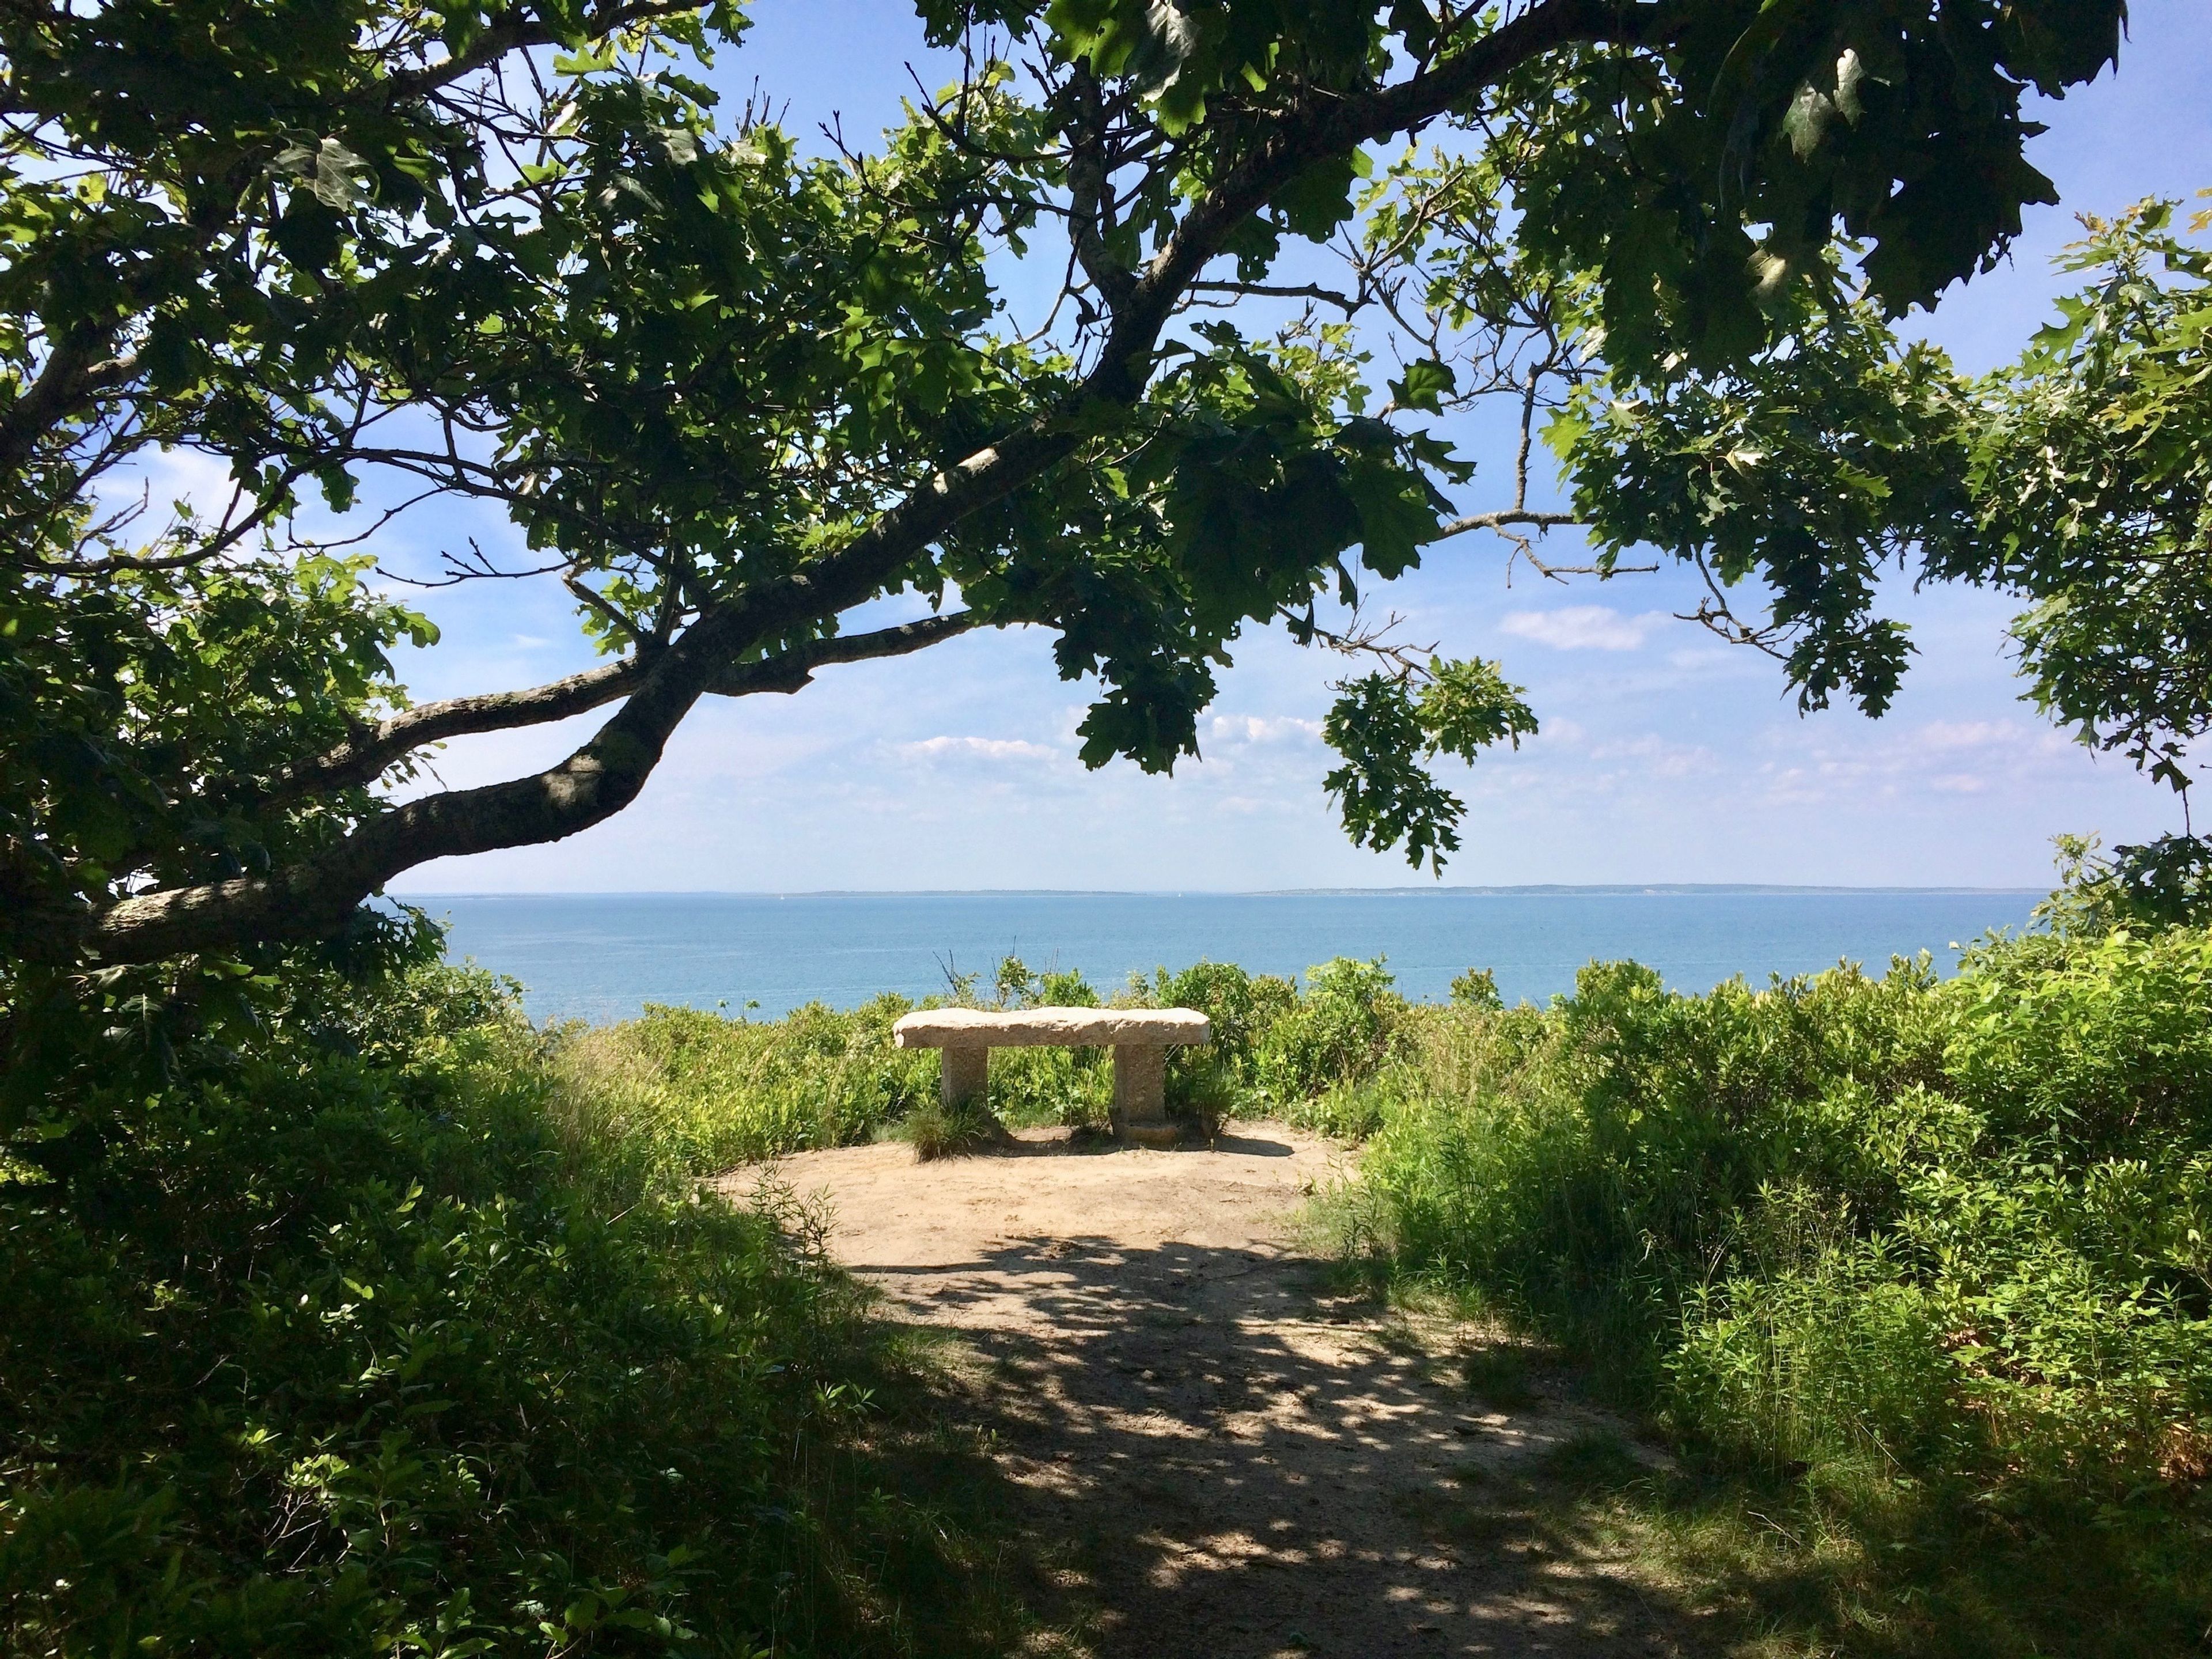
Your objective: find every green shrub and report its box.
[1253,956,1407,1104]
[1035,967,1100,1007]
[983,1043,1113,1130]
[551,994,937,1172]
[1448,966,1505,1010]
[1668,1234,1965,1475]
[1149,960,1300,1078]
[0,966,1027,1656]
[1285,1056,1425,1141]
[1163,1051,1240,1139]
[903,1093,1012,1160]
[1357,925,2212,1642]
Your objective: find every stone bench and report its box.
[891,1006,1211,1147]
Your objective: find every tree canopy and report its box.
[1561,193,2212,916]
[0,0,2164,1024]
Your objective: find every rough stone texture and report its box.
[896,1007,1210,1145]
[892,1007,1211,1049]
[940,1044,989,1108]
[1111,1043,1177,1146]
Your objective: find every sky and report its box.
[359,0,2211,895]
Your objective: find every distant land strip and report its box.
[393,884,2047,899]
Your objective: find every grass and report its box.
[1459,1339,1543,1411]
[1420,1434,2212,1658]
[903,1094,1012,1160]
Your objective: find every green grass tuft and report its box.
[903,1094,1012,1160]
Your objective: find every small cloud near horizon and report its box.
[899,734,1058,763]
[1207,713,1322,745]
[1499,605,1669,652]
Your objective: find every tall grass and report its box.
[547,994,937,1172]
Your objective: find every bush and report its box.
[550,994,937,1172]
[903,1093,1012,1160]
[1149,961,1300,1078]
[522,949,1531,1173]
[1252,956,1407,1105]
[0,965,1028,1656]
[1354,926,2212,1649]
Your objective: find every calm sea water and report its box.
[410,889,2045,1025]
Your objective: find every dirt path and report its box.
[743,1126,1691,1659]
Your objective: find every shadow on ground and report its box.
[769,1130,2212,1659]
[866,1223,1710,1658]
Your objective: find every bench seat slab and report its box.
[893,1007,1210,1048]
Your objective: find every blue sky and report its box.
[366,0,2210,895]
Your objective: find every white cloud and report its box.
[1586,733,1719,779]
[899,735,1058,763]
[1915,719,2018,752]
[1746,714,2086,808]
[119,446,240,516]
[1499,605,1668,652]
[1206,713,1322,745]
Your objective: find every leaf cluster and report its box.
[1324,657,1537,874]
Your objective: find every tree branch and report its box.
[705,609,984,696]
[1186,280,1362,315]
[278,610,984,801]
[51,0,1672,967]
[1066,65,1138,313]
[1432,507,1581,539]
[381,0,704,102]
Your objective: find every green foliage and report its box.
[0,554,433,908]
[1551,296,1970,715]
[2042,832,2212,935]
[1253,956,1407,1106]
[547,996,936,1175]
[26,907,2212,1650]
[1149,959,1298,1078]
[1448,967,1503,1011]
[0,965,1032,1657]
[1323,659,1537,873]
[1494,3,2122,378]
[1035,966,1100,1007]
[902,1093,1012,1161]
[1348,922,2212,1649]
[1162,1051,1241,1140]
[1050,323,1463,779]
[1551,196,2212,879]
[538,950,1425,1160]
[1953,197,2212,806]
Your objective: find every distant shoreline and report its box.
[393,884,2045,900]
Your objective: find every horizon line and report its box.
[389,882,2047,900]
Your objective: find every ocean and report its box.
[409,888,2047,1025]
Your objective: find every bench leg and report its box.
[940,1045,988,1109]
[1111,1044,1178,1147]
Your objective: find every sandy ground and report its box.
[734,1126,1694,1659]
